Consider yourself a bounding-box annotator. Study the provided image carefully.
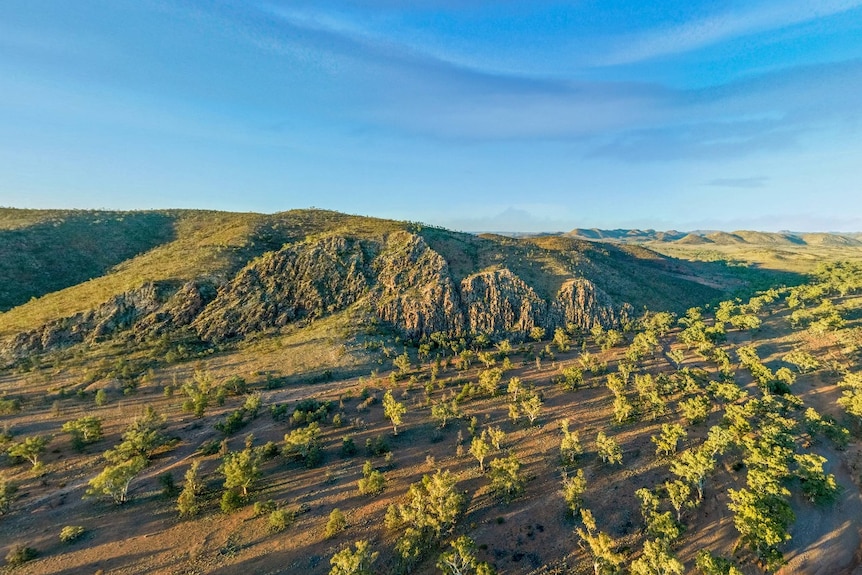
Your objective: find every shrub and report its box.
[220,489,243,513]
[365,435,390,457]
[0,398,21,415]
[269,508,295,532]
[254,499,277,517]
[357,461,386,496]
[159,472,178,497]
[325,508,347,538]
[60,525,86,543]
[340,437,357,457]
[5,544,37,566]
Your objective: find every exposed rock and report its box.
[193,236,370,342]
[461,269,547,334]
[134,281,217,338]
[1,232,633,362]
[2,283,167,360]
[372,231,463,339]
[549,278,624,331]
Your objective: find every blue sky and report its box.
[1,1,861,232]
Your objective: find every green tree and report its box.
[437,535,495,575]
[530,327,546,342]
[325,508,348,538]
[486,426,505,451]
[652,424,686,457]
[8,435,49,468]
[559,419,583,465]
[595,432,622,465]
[576,508,624,575]
[431,398,460,428]
[62,416,103,450]
[794,453,839,503]
[385,470,466,569]
[177,460,203,517]
[222,446,262,498]
[667,349,685,369]
[488,454,525,501]
[670,448,715,500]
[181,371,215,418]
[704,425,734,457]
[85,456,147,504]
[561,469,586,516]
[665,480,692,522]
[284,422,323,467]
[393,352,412,375]
[613,394,634,424]
[782,349,820,373]
[520,394,542,426]
[679,395,711,425]
[507,377,526,401]
[470,433,491,472]
[383,390,406,436]
[329,540,378,575]
[554,327,571,352]
[557,366,584,391]
[104,406,166,463]
[727,486,793,568]
[838,372,862,420]
[0,475,17,515]
[357,460,386,496]
[630,539,684,575]
[479,368,503,396]
[694,550,743,575]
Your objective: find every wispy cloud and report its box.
[599,0,862,65]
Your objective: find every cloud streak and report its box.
[205,3,862,160]
[599,0,862,65]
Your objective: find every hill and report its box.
[0,209,777,369]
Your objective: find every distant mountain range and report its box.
[566,228,862,246]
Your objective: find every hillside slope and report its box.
[0,209,751,367]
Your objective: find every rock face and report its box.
[1,231,628,361]
[193,236,370,341]
[461,269,546,334]
[372,231,463,339]
[550,278,627,331]
[134,281,217,338]
[4,283,167,358]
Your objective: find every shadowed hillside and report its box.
[0,210,177,311]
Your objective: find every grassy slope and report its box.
[1,209,755,339]
[0,210,177,311]
[0,209,412,338]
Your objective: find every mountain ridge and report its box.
[0,208,766,366]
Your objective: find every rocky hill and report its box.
[1,209,777,366]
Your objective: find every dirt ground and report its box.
[2,297,862,575]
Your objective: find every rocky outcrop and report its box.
[461,269,547,334]
[192,236,370,341]
[134,281,217,338]
[1,232,631,362]
[550,278,625,331]
[2,283,168,359]
[372,231,463,339]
